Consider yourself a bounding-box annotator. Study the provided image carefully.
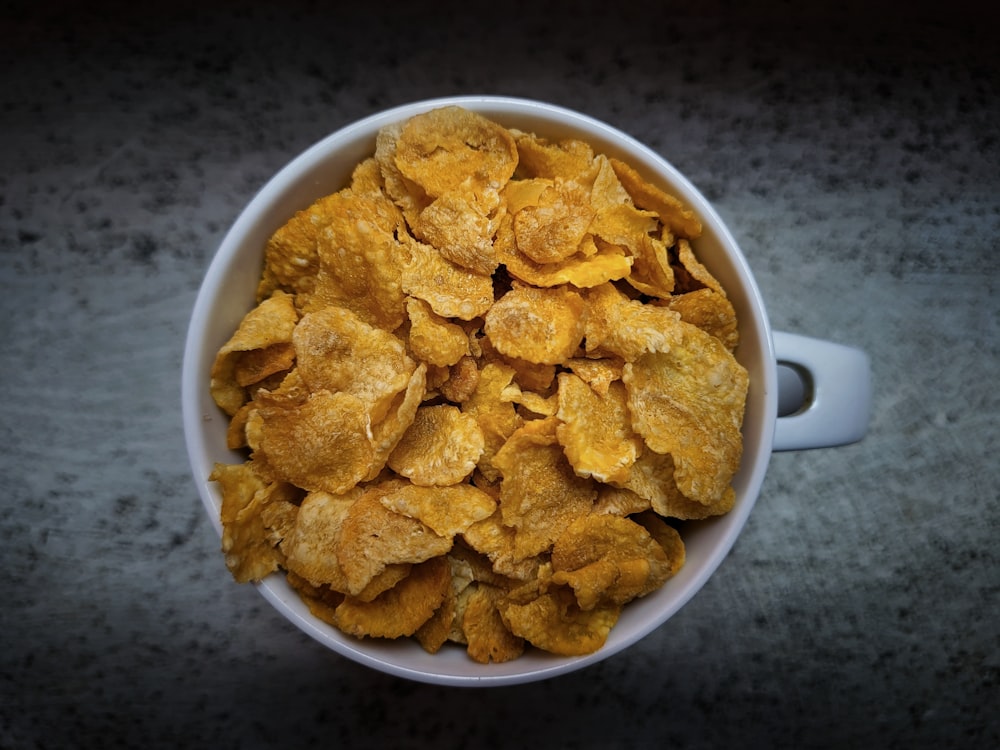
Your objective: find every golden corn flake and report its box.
[589,201,658,251]
[494,350,557,394]
[210,290,299,415]
[286,571,345,626]
[492,418,597,560]
[258,483,302,553]
[550,514,675,610]
[592,485,651,517]
[666,287,739,351]
[675,237,725,296]
[387,404,485,486]
[405,297,470,367]
[498,585,620,657]
[336,483,453,596]
[412,191,500,275]
[374,120,429,228]
[348,157,385,197]
[210,461,283,583]
[617,448,735,520]
[401,236,494,321]
[484,283,585,365]
[379,482,496,537]
[555,374,642,485]
[448,542,518,589]
[583,282,681,362]
[511,130,596,181]
[461,363,524,483]
[563,356,623,397]
[624,232,676,299]
[512,179,595,264]
[293,305,414,425]
[502,176,553,213]
[225,401,254,450]
[282,490,359,591]
[588,155,633,212]
[623,322,748,505]
[461,511,544,581]
[495,211,632,289]
[256,194,341,300]
[394,106,518,199]
[414,575,457,654]
[463,583,525,663]
[303,189,409,331]
[367,363,427,480]
[231,343,295,389]
[358,564,418,603]
[334,555,452,639]
[500,381,558,418]
[438,355,480,404]
[609,156,702,239]
[632,511,686,580]
[209,105,749,662]
[255,389,376,495]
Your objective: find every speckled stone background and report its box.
[2,0,997,747]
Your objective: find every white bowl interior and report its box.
[182,95,778,686]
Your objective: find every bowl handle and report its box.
[771,331,872,451]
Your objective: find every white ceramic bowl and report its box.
[182,95,870,686]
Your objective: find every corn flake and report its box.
[583,282,682,362]
[438,355,480,404]
[622,322,748,505]
[405,297,470,367]
[555,374,642,484]
[592,485,651,517]
[337,483,453,596]
[511,130,596,181]
[492,418,597,560]
[210,461,283,583]
[303,189,409,330]
[334,556,452,639]
[633,511,686,580]
[563,356,623,397]
[210,291,299,416]
[666,287,739,351]
[387,404,485,486]
[495,212,632,289]
[617,448,735,520]
[394,106,518,199]
[512,179,595,264]
[256,195,341,301]
[374,120,429,228]
[463,583,525,663]
[293,304,415,424]
[461,363,524,483]
[609,156,702,239]
[550,514,675,610]
[414,574,457,654]
[485,283,585,365]
[498,585,620,656]
[283,490,359,591]
[379,482,496,537]
[624,233,676,299]
[674,237,725,296]
[462,511,544,581]
[255,389,376,495]
[401,236,494,321]
[412,190,501,275]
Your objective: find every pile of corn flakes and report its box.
[208,106,748,662]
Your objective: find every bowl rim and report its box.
[181,94,777,686]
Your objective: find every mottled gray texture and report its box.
[1,1,997,748]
